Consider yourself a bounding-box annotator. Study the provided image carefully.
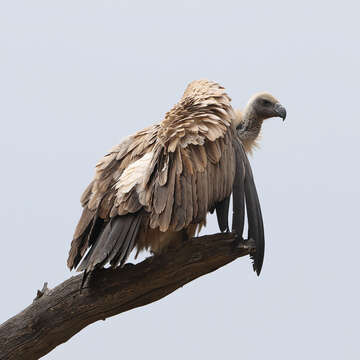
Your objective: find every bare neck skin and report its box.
[235,106,264,154]
[234,92,286,154]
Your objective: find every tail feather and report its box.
[77,213,142,272]
[67,209,104,270]
[109,215,141,267]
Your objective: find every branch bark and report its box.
[0,233,254,360]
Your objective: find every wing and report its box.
[68,80,264,275]
[144,80,236,232]
[67,124,159,271]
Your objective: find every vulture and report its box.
[67,80,286,277]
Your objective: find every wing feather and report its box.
[232,137,264,275]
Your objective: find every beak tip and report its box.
[275,103,287,122]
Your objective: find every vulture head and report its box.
[235,92,287,153]
[250,92,287,121]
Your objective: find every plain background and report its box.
[1,1,359,359]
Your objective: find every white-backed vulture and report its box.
[67,80,286,276]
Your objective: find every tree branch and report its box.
[0,233,254,360]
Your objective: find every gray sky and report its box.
[1,1,359,359]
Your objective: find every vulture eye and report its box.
[262,99,271,106]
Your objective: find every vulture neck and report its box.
[235,106,264,154]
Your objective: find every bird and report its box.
[67,79,286,277]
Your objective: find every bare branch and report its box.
[0,233,254,360]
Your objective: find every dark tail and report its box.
[77,213,142,272]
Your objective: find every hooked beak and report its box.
[274,103,287,121]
